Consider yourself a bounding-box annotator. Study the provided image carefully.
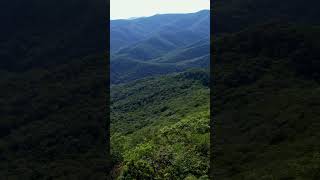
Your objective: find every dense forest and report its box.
[111,70,210,179]
[212,0,320,179]
[110,11,210,179]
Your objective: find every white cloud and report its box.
[111,0,210,20]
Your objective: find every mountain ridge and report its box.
[111,10,210,52]
[110,10,210,84]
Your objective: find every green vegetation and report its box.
[111,70,210,179]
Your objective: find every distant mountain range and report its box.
[110,10,210,84]
[111,10,209,52]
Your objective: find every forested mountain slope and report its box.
[110,38,210,84]
[111,70,210,179]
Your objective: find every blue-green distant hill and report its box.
[110,10,210,84]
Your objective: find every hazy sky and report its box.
[111,0,210,20]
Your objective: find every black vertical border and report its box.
[106,0,111,177]
[209,0,214,179]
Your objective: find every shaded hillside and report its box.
[111,70,210,179]
[110,38,210,84]
[152,38,210,64]
[212,23,320,179]
[110,57,183,84]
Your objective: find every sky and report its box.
[110,0,210,20]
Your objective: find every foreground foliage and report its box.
[111,70,210,179]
